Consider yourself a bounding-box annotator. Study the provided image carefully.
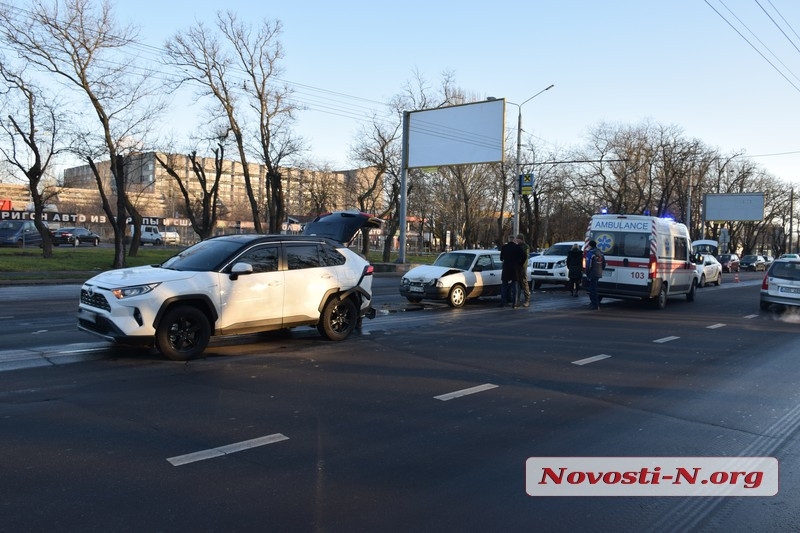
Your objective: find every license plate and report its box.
[409,286,424,293]
[533,270,548,276]
[80,309,97,323]
[779,286,800,294]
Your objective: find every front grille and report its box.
[532,261,557,269]
[81,287,111,311]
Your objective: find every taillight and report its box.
[649,254,657,279]
[364,265,374,276]
[761,273,769,290]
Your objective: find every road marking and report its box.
[434,383,498,401]
[572,354,612,366]
[32,330,48,335]
[744,314,758,319]
[653,336,679,343]
[167,433,289,466]
[706,323,726,329]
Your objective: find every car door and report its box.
[216,243,285,334]
[282,242,341,325]
[470,253,502,296]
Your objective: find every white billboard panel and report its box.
[406,99,505,169]
[704,193,765,221]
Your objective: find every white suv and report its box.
[78,211,382,360]
[528,241,585,290]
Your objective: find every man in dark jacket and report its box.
[515,234,531,307]
[585,240,604,309]
[500,235,525,308]
[566,243,584,297]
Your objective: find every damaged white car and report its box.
[399,250,527,308]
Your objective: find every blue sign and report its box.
[519,173,534,195]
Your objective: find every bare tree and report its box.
[0,0,167,267]
[0,62,62,257]
[155,148,226,240]
[165,12,301,234]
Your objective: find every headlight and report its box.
[400,277,409,286]
[111,283,160,299]
[427,279,439,287]
[556,259,566,267]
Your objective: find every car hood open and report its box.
[302,210,383,244]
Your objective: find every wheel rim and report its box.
[167,315,203,352]
[451,287,465,306]
[330,301,355,334]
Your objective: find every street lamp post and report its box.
[507,84,554,237]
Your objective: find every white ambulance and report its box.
[585,214,699,309]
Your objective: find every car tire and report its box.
[155,305,211,361]
[534,280,542,290]
[406,296,423,304]
[686,279,697,302]
[93,238,99,246]
[73,238,80,247]
[716,273,722,286]
[699,274,706,288]
[654,283,668,309]
[447,284,467,308]
[155,239,163,246]
[318,296,358,341]
[760,301,771,311]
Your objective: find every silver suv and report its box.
[78,211,382,360]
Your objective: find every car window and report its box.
[770,262,800,281]
[286,243,322,270]
[318,243,346,267]
[434,252,471,269]
[473,255,493,272]
[492,255,504,270]
[236,244,280,273]
[163,238,243,271]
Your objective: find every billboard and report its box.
[703,193,765,221]
[406,99,505,169]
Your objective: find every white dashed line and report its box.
[572,354,612,366]
[706,323,726,329]
[434,383,498,401]
[653,336,680,343]
[167,433,289,466]
[744,314,758,319]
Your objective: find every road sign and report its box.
[519,173,533,195]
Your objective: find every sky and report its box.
[107,0,800,183]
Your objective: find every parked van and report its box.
[136,225,163,245]
[585,214,698,309]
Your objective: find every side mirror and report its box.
[229,262,254,280]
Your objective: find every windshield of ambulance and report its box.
[588,231,650,258]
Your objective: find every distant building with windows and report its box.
[62,152,383,225]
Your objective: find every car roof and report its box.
[205,234,344,247]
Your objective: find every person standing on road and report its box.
[499,235,524,308]
[515,234,531,307]
[585,240,604,310]
[566,243,583,297]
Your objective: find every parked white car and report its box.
[78,211,382,361]
[760,257,800,311]
[694,254,722,287]
[400,249,529,308]
[162,229,181,245]
[528,241,585,290]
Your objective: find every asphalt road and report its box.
[2,271,800,531]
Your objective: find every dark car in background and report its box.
[718,253,740,273]
[0,220,43,247]
[741,254,767,272]
[52,227,101,246]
